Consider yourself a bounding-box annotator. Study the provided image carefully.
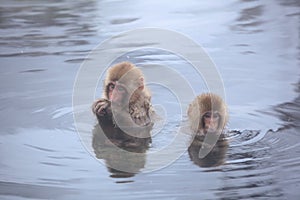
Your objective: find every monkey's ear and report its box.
[138,77,144,90]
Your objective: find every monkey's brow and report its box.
[204,112,220,118]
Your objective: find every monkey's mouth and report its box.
[111,101,121,106]
[203,124,219,133]
[202,123,219,133]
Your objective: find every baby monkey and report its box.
[92,62,154,147]
[187,93,228,135]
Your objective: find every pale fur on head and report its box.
[103,61,151,104]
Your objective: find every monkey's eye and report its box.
[203,113,211,119]
[108,83,115,91]
[116,85,126,93]
[204,112,219,119]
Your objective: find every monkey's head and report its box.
[103,62,145,106]
[188,93,228,134]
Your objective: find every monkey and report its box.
[187,93,228,136]
[92,62,154,148]
[186,93,229,167]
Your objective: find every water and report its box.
[0,0,299,199]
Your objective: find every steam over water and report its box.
[0,0,299,199]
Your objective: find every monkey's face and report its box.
[107,81,128,106]
[202,111,220,133]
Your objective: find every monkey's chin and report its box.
[205,128,221,135]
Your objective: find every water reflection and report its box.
[278,0,300,7]
[188,134,228,168]
[92,125,148,178]
[232,4,264,34]
[273,81,300,130]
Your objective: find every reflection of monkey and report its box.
[188,135,228,168]
[92,125,147,178]
[92,62,154,147]
[187,93,228,135]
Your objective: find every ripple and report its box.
[0,51,51,57]
[40,162,66,167]
[110,17,139,25]
[47,155,81,160]
[57,40,89,46]
[0,181,78,199]
[19,69,46,73]
[64,58,87,63]
[51,107,73,120]
[24,144,57,152]
[226,129,262,146]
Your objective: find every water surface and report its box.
[0,0,299,199]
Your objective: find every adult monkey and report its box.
[92,62,154,147]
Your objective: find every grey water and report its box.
[0,0,300,199]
